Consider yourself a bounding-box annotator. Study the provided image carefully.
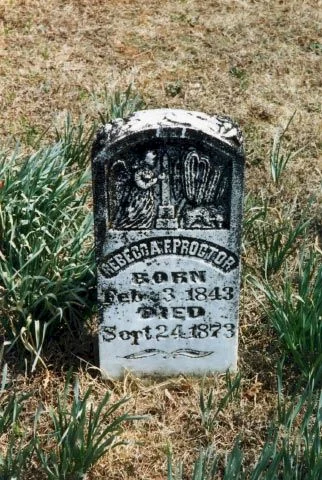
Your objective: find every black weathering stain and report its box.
[100,236,238,278]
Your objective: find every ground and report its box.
[0,1,321,478]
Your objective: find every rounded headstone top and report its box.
[98,109,243,151]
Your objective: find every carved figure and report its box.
[114,151,160,229]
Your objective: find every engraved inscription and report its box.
[131,270,206,284]
[100,236,238,278]
[122,349,214,360]
[100,267,236,360]
[101,322,236,346]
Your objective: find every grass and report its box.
[167,447,218,480]
[199,371,242,434]
[269,113,305,187]
[0,435,34,480]
[0,0,321,477]
[0,96,317,478]
[92,84,145,125]
[0,85,146,372]
[253,212,310,278]
[0,362,141,480]
[253,249,322,381]
[34,373,143,480]
[0,138,95,370]
[169,371,322,479]
[0,346,34,478]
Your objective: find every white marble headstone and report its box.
[91,109,244,378]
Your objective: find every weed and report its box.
[0,385,27,435]
[0,140,95,369]
[253,249,322,380]
[242,193,268,251]
[199,371,241,433]
[165,81,184,98]
[0,344,34,478]
[229,66,248,90]
[167,446,218,480]
[35,372,143,480]
[169,370,322,479]
[308,42,322,54]
[93,84,145,125]
[0,434,35,479]
[254,214,310,278]
[0,343,30,434]
[0,85,146,369]
[19,117,46,148]
[54,113,95,169]
[243,188,311,278]
[269,112,305,186]
[272,367,322,478]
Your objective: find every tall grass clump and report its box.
[269,112,305,186]
[199,371,241,433]
[0,357,144,479]
[0,126,95,369]
[168,371,322,479]
[0,343,34,478]
[55,114,96,170]
[243,193,310,279]
[93,84,145,124]
[35,373,143,480]
[254,214,310,278]
[253,249,322,381]
[167,446,218,480]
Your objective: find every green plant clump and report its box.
[0,120,95,369]
[0,344,34,478]
[0,87,146,369]
[0,362,142,479]
[199,371,241,433]
[93,84,145,125]
[35,373,143,480]
[269,112,305,187]
[257,249,322,380]
[168,372,322,479]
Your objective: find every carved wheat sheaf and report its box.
[184,150,210,204]
[122,349,214,360]
[183,150,224,205]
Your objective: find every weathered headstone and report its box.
[91,109,244,378]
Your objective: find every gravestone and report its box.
[91,109,244,378]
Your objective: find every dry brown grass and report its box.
[3,364,278,479]
[0,0,321,478]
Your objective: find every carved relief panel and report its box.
[108,146,232,231]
